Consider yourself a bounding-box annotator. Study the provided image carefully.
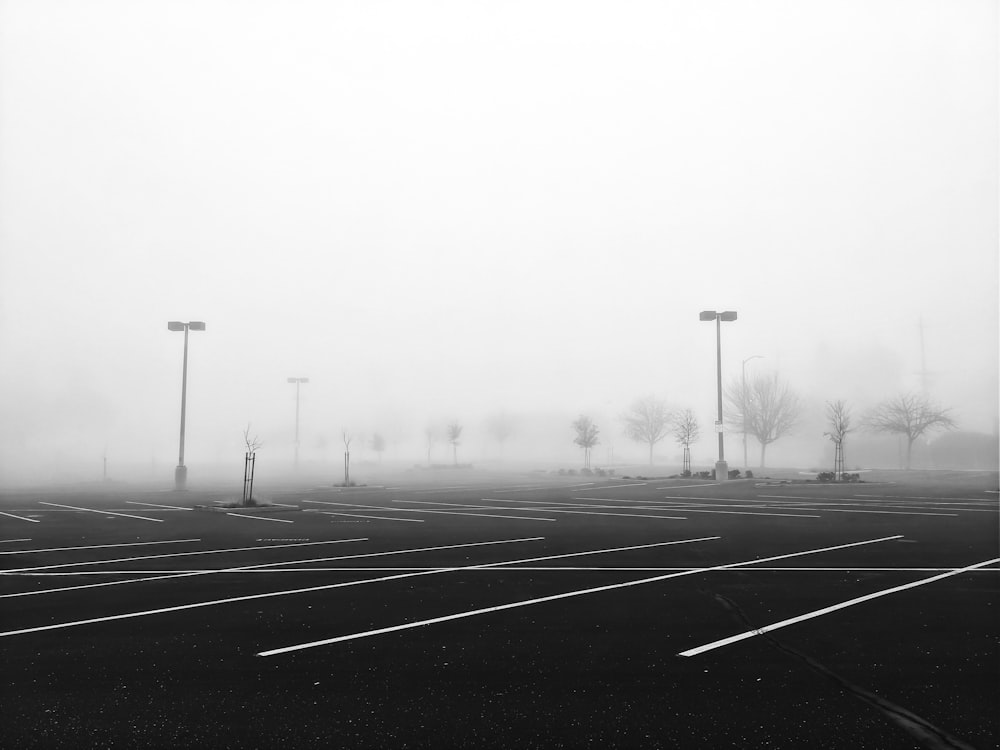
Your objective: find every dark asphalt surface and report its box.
[2,469,997,748]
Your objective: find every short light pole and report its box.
[700,310,737,480]
[741,355,763,471]
[168,321,206,490]
[287,377,309,467]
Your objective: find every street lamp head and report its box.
[167,322,185,331]
[699,311,717,321]
[719,311,738,322]
[188,322,206,331]
[287,377,310,383]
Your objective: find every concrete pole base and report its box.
[174,465,188,490]
[714,461,729,481]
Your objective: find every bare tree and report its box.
[572,415,600,468]
[623,396,673,465]
[424,425,438,465]
[342,431,353,485]
[242,424,263,506]
[727,372,801,468]
[672,409,700,475]
[863,393,956,469]
[487,412,514,459]
[824,400,852,479]
[446,422,463,465]
[370,432,386,463]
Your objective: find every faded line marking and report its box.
[679,557,1000,657]
[399,498,687,521]
[572,483,647,491]
[655,484,722,490]
[226,513,294,523]
[0,539,32,544]
[0,539,201,556]
[126,501,193,511]
[305,499,556,522]
[0,511,40,523]
[257,535,902,656]
[317,512,424,523]
[39,502,163,523]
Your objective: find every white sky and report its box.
[0,0,997,479]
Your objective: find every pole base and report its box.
[714,460,729,481]
[174,465,187,491]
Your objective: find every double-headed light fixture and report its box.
[699,310,737,480]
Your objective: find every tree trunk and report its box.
[648,442,653,465]
[906,436,914,470]
[759,442,768,469]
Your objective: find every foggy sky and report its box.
[1,1,997,482]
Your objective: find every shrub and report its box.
[728,469,741,479]
[817,472,835,482]
[581,467,593,476]
[842,472,861,482]
[681,470,691,478]
[744,470,753,479]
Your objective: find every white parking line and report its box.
[256,535,903,656]
[226,513,294,523]
[126,501,193,511]
[305,499,556,522]
[656,484,722,490]
[24,565,1000,575]
[396,499,688,521]
[0,539,201,556]
[0,537,553,632]
[0,537,543,599]
[0,539,32,544]
[573,483,647,491]
[1,538,367,574]
[678,556,1000,657]
[38,502,164,523]
[315,512,424,523]
[0,511,40,523]
[655,501,954,518]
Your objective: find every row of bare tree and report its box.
[570,380,956,471]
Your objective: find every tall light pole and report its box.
[168,321,206,490]
[700,310,737,480]
[741,355,763,471]
[287,377,309,467]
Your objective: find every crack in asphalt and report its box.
[707,592,978,750]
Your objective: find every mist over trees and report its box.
[863,393,956,469]
[727,372,802,468]
[622,396,672,465]
[446,422,463,465]
[572,415,600,469]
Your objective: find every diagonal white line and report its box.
[317,512,424,522]
[226,513,294,523]
[257,535,903,656]
[0,536,704,635]
[1,538,367,574]
[0,538,543,599]
[126,501,193,511]
[304,499,556,522]
[678,557,1000,657]
[39,502,163,522]
[0,511,40,523]
[0,539,200,556]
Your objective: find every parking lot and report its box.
[2,469,997,748]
